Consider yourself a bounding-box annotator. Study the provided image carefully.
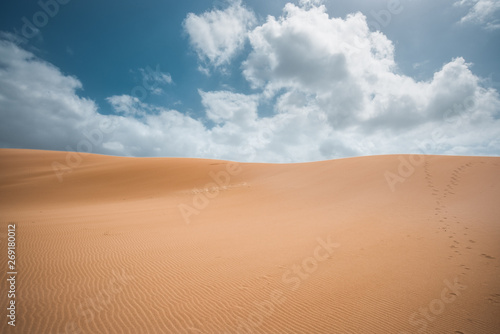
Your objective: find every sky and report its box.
[0,0,499,162]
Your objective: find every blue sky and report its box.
[0,0,499,162]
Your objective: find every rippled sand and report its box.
[1,149,499,333]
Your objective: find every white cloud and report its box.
[200,90,259,126]
[183,0,256,70]
[241,3,500,155]
[107,95,147,117]
[456,0,500,30]
[0,39,98,150]
[138,66,173,96]
[298,0,325,8]
[0,37,335,162]
[1,2,499,163]
[0,39,211,158]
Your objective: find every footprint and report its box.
[481,254,495,260]
[487,294,500,303]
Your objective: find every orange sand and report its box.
[0,149,499,333]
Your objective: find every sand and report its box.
[0,148,499,334]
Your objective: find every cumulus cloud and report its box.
[455,0,500,29]
[1,2,499,163]
[0,37,335,162]
[200,90,259,126]
[242,4,500,144]
[0,39,210,158]
[107,95,149,117]
[0,39,98,151]
[183,0,256,71]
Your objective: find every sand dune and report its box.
[1,149,499,334]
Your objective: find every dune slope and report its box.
[1,149,499,334]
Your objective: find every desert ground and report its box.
[0,148,499,334]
